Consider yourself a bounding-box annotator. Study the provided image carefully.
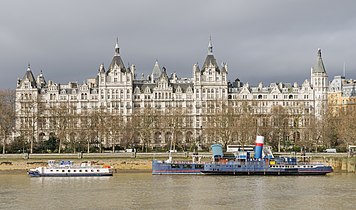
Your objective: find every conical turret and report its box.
[312,48,326,73]
[20,64,37,88]
[108,38,126,73]
[151,59,162,81]
[202,37,220,72]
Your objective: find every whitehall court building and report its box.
[15,39,328,145]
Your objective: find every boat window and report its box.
[195,164,204,169]
[50,170,53,172]
[62,170,65,172]
[85,170,88,172]
[68,170,71,172]
[97,170,100,172]
[171,164,180,168]
[73,170,76,172]
[56,170,59,172]
[79,170,82,172]
[91,170,94,172]
[183,164,192,169]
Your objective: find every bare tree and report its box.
[323,109,340,149]
[236,102,257,148]
[79,109,95,153]
[269,105,290,152]
[0,90,16,154]
[337,108,356,149]
[109,110,124,152]
[163,107,186,151]
[67,104,79,153]
[210,100,236,149]
[87,107,109,153]
[121,116,136,149]
[138,108,157,152]
[53,103,70,153]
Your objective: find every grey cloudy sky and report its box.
[1,0,356,89]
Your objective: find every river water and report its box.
[0,173,355,210]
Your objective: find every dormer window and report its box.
[176,86,182,93]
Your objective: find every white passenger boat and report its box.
[28,160,113,177]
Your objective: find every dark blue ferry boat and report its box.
[152,155,204,175]
[202,156,333,176]
[152,136,333,176]
[203,136,332,176]
[152,160,204,175]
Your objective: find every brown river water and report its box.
[0,173,355,210]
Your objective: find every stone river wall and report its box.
[0,152,355,174]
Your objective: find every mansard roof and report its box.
[133,76,194,94]
[172,83,194,93]
[202,54,220,72]
[109,55,126,73]
[312,48,326,73]
[133,82,155,93]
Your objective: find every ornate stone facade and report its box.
[15,39,328,149]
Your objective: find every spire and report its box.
[115,37,120,56]
[151,59,162,80]
[108,38,126,72]
[27,63,31,71]
[208,36,213,55]
[202,37,220,72]
[312,48,326,73]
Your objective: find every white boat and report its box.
[28,160,113,177]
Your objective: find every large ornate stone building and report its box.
[328,75,356,114]
[15,39,329,150]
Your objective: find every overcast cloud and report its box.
[1,0,356,89]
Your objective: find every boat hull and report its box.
[201,170,331,176]
[28,166,113,177]
[28,172,113,177]
[202,163,333,176]
[152,160,203,175]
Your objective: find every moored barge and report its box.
[202,136,333,176]
[152,136,333,176]
[28,160,113,177]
